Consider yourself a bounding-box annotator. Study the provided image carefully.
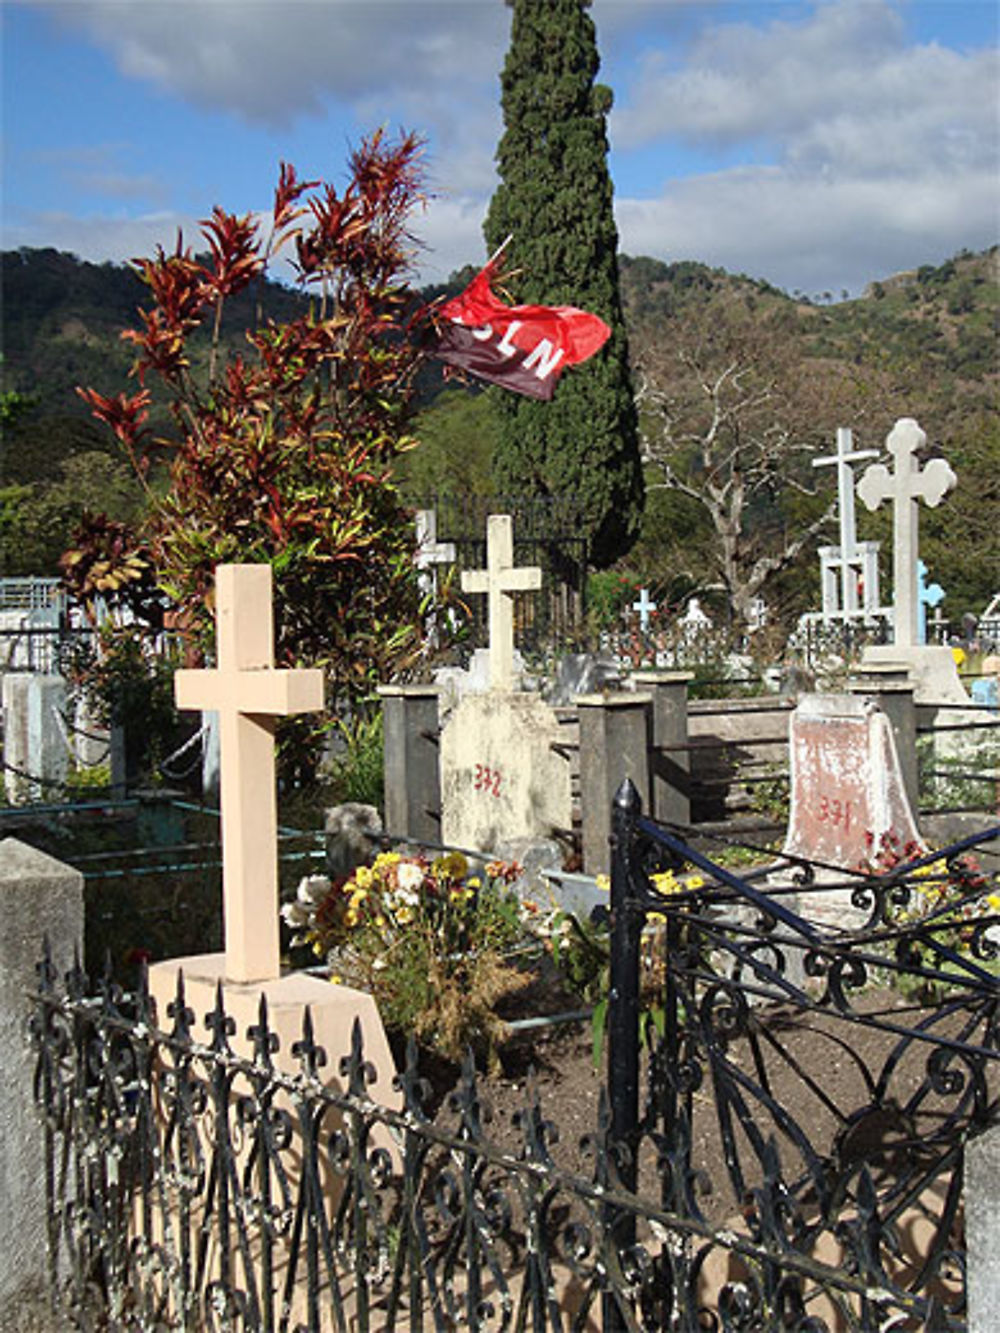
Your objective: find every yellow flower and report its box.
[330,973,343,985]
[988,895,1000,911]
[433,851,469,881]
[344,909,358,928]
[373,851,400,873]
[651,872,678,894]
[354,865,374,890]
[467,876,481,889]
[375,915,387,929]
[686,875,705,890]
[596,874,610,892]
[396,905,414,925]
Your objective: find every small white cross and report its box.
[461,514,542,691]
[632,587,657,633]
[174,564,325,984]
[414,508,456,584]
[857,418,956,649]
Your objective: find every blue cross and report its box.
[917,560,944,645]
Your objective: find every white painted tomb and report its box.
[441,515,572,852]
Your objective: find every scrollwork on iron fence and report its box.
[606,781,1000,1331]
[30,798,1000,1331]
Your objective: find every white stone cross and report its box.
[813,426,878,616]
[632,587,657,633]
[174,564,325,984]
[461,514,542,691]
[414,508,456,590]
[857,418,956,649]
[929,603,948,645]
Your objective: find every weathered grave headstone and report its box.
[440,515,571,853]
[782,692,924,881]
[173,563,326,984]
[2,672,67,804]
[414,507,456,595]
[415,507,456,649]
[461,513,542,692]
[150,563,400,1111]
[857,419,967,704]
[0,839,83,1326]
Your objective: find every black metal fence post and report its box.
[603,777,643,1330]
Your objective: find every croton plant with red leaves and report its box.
[69,133,438,765]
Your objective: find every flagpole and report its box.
[485,233,513,268]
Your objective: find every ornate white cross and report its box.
[175,564,325,984]
[632,587,657,633]
[461,514,541,691]
[857,418,956,649]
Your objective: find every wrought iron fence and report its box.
[29,803,1000,1330]
[604,784,1000,1331]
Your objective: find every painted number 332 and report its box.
[474,764,502,798]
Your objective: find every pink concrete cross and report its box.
[461,514,542,691]
[175,564,325,984]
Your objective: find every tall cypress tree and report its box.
[484,0,643,569]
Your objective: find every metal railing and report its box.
[604,781,1000,1330]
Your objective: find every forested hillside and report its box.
[2,245,996,624]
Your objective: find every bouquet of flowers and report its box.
[284,850,531,1063]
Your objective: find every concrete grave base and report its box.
[439,691,573,854]
[861,643,969,706]
[149,956,401,1155]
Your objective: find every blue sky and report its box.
[3,0,998,297]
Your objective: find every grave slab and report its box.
[439,691,572,853]
[783,692,924,871]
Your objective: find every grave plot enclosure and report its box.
[30,793,1000,1330]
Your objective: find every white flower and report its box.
[298,874,332,905]
[396,862,424,893]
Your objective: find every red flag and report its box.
[432,262,611,400]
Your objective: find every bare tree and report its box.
[634,304,846,634]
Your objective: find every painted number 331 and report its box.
[474,764,502,798]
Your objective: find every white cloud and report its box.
[43,1,507,130]
[613,0,998,176]
[3,190,487,289]
[616,161,1000,296]
[2,208,204,267]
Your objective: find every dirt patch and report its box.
[421,985,978,1217]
